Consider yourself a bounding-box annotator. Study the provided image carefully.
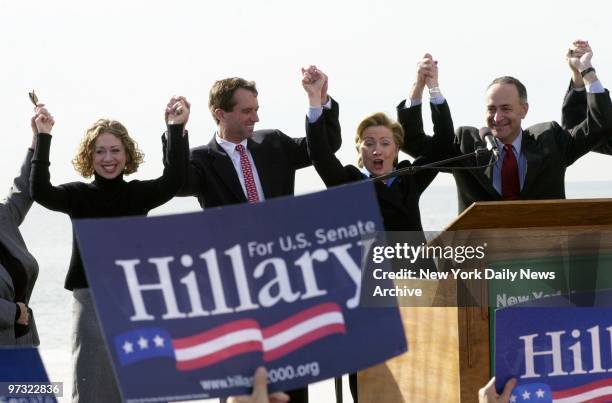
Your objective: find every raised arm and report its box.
[562,40,589,131]
[29,104,76,213]
[1,127,37,226]
[302,67,351,187]
[319,69,342,153]
[405,55,457,193]
[289,66,342,170]
[137,96,189,210]
[399,54,457,165]
[399,54,456,161]
[561,41,612,164]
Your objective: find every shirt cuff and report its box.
[322,97,332,109]
[430,95,446,105]
[405,99,422,108]
[307,106,323,123]
[586,79,604,94]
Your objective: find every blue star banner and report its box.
[495,297,612,403]
[74,182,407,401]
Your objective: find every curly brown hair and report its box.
[72,119,144,178]
[355,112,404,168]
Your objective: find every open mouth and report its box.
[101,165,117,173]
[372,159,384,170]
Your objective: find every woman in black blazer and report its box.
[302,61,454,402]
[303,63,454,233]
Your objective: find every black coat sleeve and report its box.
[305,102,353,188]
[561,81,612,156]
[560,90,612,164]
[30,133,74,214]
[134,124,188,210]
[411,100,457,194]
[290,98,342,170]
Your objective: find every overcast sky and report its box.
[2,0,611,204]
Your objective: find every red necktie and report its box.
[501,144,520,200]
[235,144,260,203]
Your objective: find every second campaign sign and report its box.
[73,182,407,401]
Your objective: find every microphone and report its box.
[479,127,500,158]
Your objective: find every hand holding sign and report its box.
[228,367,289,403]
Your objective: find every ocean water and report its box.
[19,180,612,402]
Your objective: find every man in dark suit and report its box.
[400,49,612,213]
[180,74,340,209]
[179,73,340,403]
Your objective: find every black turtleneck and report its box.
[30,125,187,290]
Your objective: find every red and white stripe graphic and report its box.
[173,319,263,370]
[171,303,346,371]
[263,303,346,361]
[553,378,612,403]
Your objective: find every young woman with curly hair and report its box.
[30,97,190,402]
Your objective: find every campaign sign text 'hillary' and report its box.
[74,182,407,402]
[496,303,612,402]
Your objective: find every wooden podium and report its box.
[358,198,612,402]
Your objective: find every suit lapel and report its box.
[520,131,544,197]
[482,152,495,185]
[208,138,247,203]
[470,136,500,199]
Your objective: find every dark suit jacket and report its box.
[562,81,588,131]
[308,100,452,403]
[180,99,341,208]
[0,149,39,346]
[561,81,612,155]
[400,92,612,212]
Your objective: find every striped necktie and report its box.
[235,144,260,203]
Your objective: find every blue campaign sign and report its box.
[74,182,407,401]
[0,347,48,381]
[495,301,612,402]
[0,347,57,402]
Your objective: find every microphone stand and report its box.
[372,148,495,183]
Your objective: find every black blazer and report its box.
[307,100,455,231]
[0,150,39,346]
[180,99,342,209]
[401,92,612,212]
[562,81,612,155]
[562,81,588,131]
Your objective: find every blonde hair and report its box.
[355,112,404,167]
[72,119,144,178]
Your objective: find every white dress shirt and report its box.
[215,135,266,201]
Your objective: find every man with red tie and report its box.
[177,75,340,403]
[179,76,340,210]
[400,46,612,212]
